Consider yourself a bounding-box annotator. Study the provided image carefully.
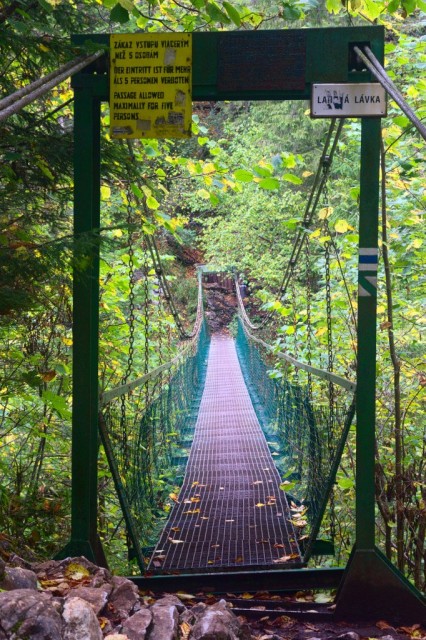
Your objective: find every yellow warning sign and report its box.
[110,33,192,139]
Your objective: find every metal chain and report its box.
[123,184,136,385]
[290,263,299,379]
[305,240,313,399]
[120,183,137,464]
[322,159,336,543]
[142,237,151,406]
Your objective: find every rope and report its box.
[354,46,426,143]
[0,52,103,123]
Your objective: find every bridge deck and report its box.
[148,334,301,573]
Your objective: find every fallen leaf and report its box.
[225,519,235,522]
[176,593,196,601]
[241,592,254,599]
[252,480,263,485]
[168,537,185,544]
[313,593,333,603]
[398,625,423,637]
[211,544,220,548]
[273,553,299,563]
[256,503,266,507]
[180,621,191,639]
[235,556,243,563]
[183,509,200,514]
[170,527,180,533]
[291,519,307,527]
[64,563,90,581]
[376,621,393,630]
[273,543,285,548]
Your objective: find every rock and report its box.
[0,566,38,591]
[105,636,130,640]
[149,599,179,640]
[336,633,361,640]
[154,595,186,613]
[90,566,112,587]
[122,608,152,640]
[62,596,103,640]
[8,554,33,570]
[0,589,62,639]
[189,599,251,640]
[110,576,140,619]
[0,558,5,581]
[67,584,111,615]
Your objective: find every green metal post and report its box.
[335,117,426,621]
[57,78,107,566]
[356,117,381,549]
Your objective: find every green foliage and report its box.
[0,0,425,582]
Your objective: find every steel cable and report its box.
[354,45,426,143]
[236,118,345,331]
[0,51,103,123]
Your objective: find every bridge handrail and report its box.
[240,318,356,392]
[99,274,204,407]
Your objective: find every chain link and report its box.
[123,184,136,385]
[290,263,299,380]
[120,183,137,465]
[322,159,336,542]
[305,240,313,399]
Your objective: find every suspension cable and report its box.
[236,118,345,331]
[124,139,203,340]
[353,45,426,143]
[0,51,103,123]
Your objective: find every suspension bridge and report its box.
[2,25,425,622]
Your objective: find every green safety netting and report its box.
[99,308,210,571]
[236,318,355,562]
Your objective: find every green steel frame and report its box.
[59,27,426,622]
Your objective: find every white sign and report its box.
[311,83,386,118]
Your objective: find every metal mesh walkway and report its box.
[148,334,301,573]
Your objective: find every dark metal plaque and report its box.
[218,31,306,93]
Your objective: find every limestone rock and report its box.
[110,576,140,619]
[189,599,251,640]
[62,596,103,640]
[67,584,111,615]
[0,566,38,591]
[336,633,361,640]
[0,558,5,581]
[122,608,152,640]
[154,595,186,613]
[149,599,179,640]
[0,589,62,639]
